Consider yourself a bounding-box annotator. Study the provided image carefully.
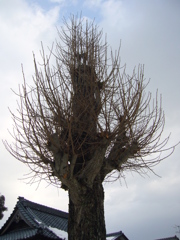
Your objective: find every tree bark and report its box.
[68,175,106,240]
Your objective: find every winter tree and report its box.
[0,195,7,220]
[4,15,175,239]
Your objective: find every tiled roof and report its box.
[106,230,129,240]
[0,228,38,240]
[0,196,129,240]
[0,197,68,240]
[17,197,68,231]
[155,236,179,240]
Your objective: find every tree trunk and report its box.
[68,176,106,240]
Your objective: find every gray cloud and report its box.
[0,1,180,240]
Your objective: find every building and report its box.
[0,197,68,240]
[155,237,179,240]
[0,197,128,240]
[106,231,129,240]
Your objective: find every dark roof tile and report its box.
[155,236,179,240]
[106,231,129,240]
[0,197,68,240]
[0,228,38,240]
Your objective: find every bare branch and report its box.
[3,14,176,191]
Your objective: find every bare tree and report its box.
[4,15,175,239]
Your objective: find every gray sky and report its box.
[0,1,180,239]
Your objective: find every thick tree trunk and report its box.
[68,176,106,240]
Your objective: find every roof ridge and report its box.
[155,236,179,240]
[17,200,39,228]
[18,197,68,219]
[106,231,122,237]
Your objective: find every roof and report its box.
[106,231,129,240]
[0,197,68,240]
[155,236,179,240]
[0,196,129,240]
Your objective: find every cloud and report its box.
[0,0,63,226]
[1,1,62,79]
[50,0,64,3]
[0,1,180,240]
[0,0,62,137]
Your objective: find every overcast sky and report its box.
[0,1,180,240]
